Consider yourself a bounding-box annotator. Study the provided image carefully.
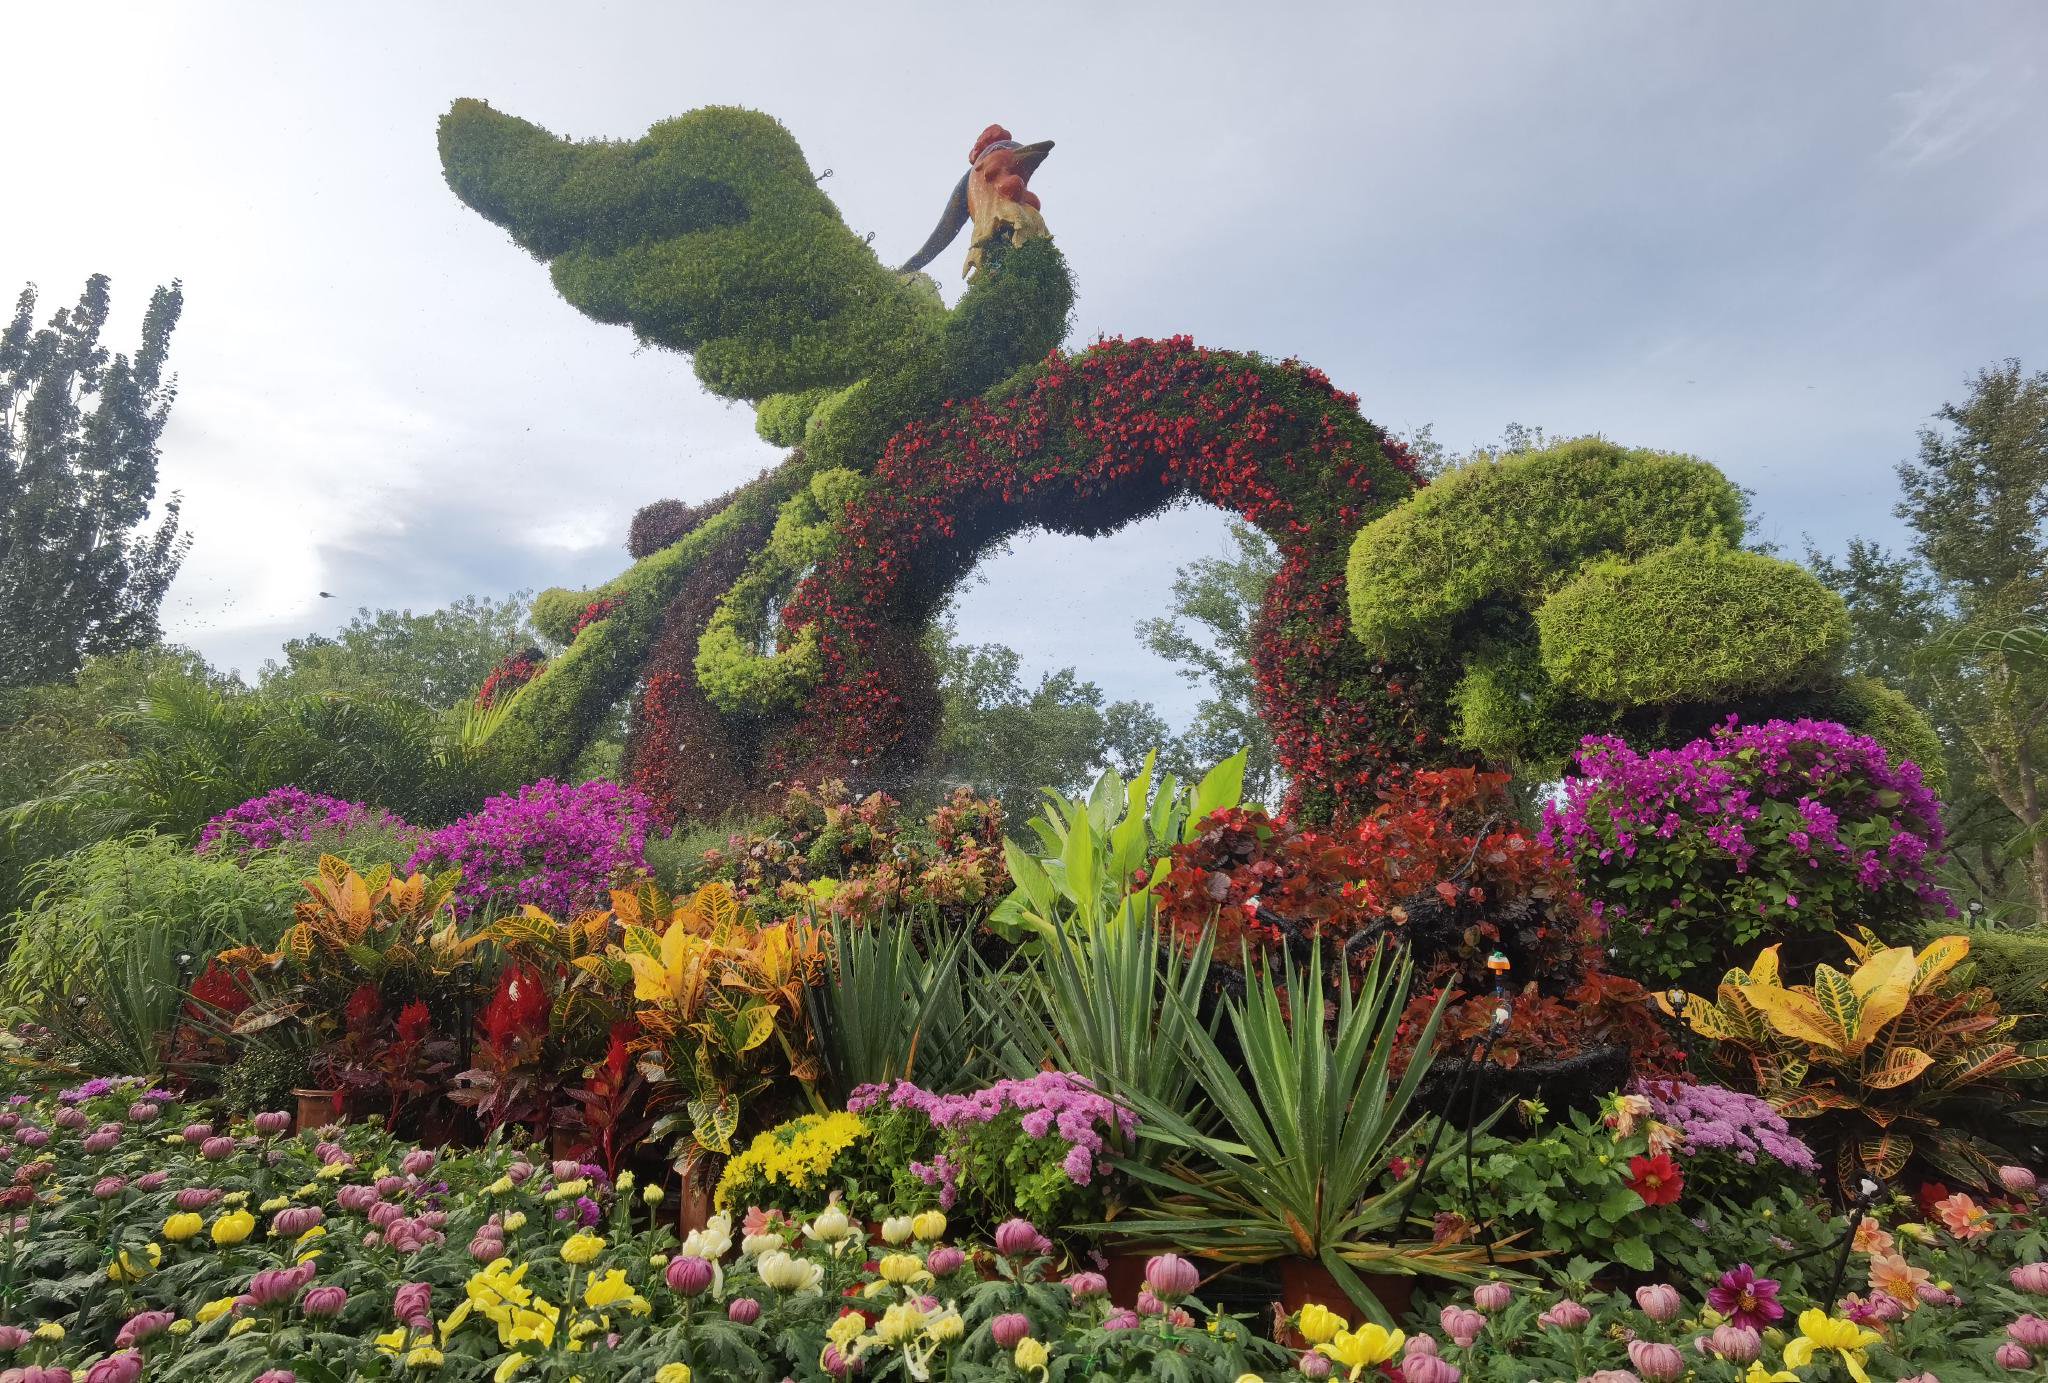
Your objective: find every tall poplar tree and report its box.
[0,275,189,687]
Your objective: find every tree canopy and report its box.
[1811,359,2048,924]
[0,276,189,687]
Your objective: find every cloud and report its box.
[1883,61,2028,167]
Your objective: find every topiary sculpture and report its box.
[1345,438,1937,777]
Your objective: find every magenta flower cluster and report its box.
[406,778,652,919]
[196,787,416,859]
[1636,1078,1819,1176]
[849,1072,1136,1185]
[1540,717,1952,978]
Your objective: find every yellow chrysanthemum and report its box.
[1781,1309,1880,1383]
[560,1231,605,1265]
[1297,1302,1344,1345]
[211,1208,256,1245]
[1318,1323,1407,1376]
[107,1242,162,1282]
[161,1212,204,1242]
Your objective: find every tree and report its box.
[1810,360,2048,924]
[0,646,235,918]
[260,592,539,706]
[920,613,1172,823]
[1135,520,1283,805]
[0,277,189,687]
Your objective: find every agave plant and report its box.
[803,907,986,1104]
[1096,944,1508,1322]
[1002,896,1217,1132]
[1666,930,2048,1185]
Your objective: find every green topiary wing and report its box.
[438,100,943,404]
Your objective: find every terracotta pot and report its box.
[1277,1257,1413,1324]
[416,1101,468,1150]
[675,1150,718,1236]
[1103,1250,1154,1307]
[291,1088,341,1131]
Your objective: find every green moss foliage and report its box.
[693,467,869,711]
[438,101,941,403]
[1451,640,1611,767]
[1535,539,1850,704]
[481,456,816,784]
[1345,439,1886,771]
[529,587,588,645]
[1347,438,1744,659]
[438,103,1073,477]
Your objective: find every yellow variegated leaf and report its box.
[1846,945,1916,1045]
[1748,944,1783,989]
[620,926,664,960]
[734,1003,778,1054]
[1773,1088,1855,1118]
[1745,982,1843,1051]
[696,881,740,934]
[1913,935,1970,993]
[1684,1000,1746,1042]
[623,952,670,1004]
[1856,1131,1912,1180]
[1862,1045,1934,1089]
[1811,964,1865,1054]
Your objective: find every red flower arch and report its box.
[636,334,1433,821]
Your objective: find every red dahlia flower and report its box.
[1627,1152,1683,1207]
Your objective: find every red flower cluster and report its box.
[757,335,1424,820]
[477,652,543,709]
[480,962,551,1061]
[570,596,621,638]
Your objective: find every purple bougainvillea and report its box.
[197,787,416,860]
[406,778,652,919]
[1541,718,1952,982]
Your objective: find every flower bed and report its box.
[0,1076,2046,1379]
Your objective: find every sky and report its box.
[5,2,2046,727]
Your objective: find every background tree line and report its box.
[3,273,2042,927]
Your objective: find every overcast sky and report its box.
[6,3,2045,725]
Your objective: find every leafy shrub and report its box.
[1346,438,1744,661]
[1941,924,2048,1043]
[215,1035,309,1114]
[6,833,305,1072]
[1669,931,2048,1185]
[1534,539,1849,703]
[1415,1104,1691,1273]
[1544,718,1954,982]
[1345,439,1881,772]
[687,781,1007,927]
[407,776,652,918]
[1154,768,1679,1080]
